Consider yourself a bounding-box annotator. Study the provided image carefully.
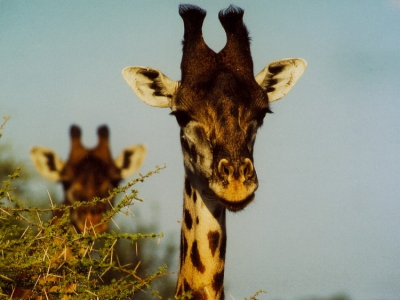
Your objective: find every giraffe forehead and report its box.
[175,70,267,115]
[62,153,120,182]
[173,71,269,132]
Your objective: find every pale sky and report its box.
[1,1,400,299]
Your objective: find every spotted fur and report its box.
[208,231,220,257]
[123,4,306,299]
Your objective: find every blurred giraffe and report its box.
[31,124,146,234]
[12,124,146,298]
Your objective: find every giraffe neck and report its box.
[176,176,227,300]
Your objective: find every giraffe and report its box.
[12,124,146,298]
[122,5,306,300]
[30,124,147,234]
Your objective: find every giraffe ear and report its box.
[30,147,65,182]
[255,58,307,102]
[122,66,179,108]
[115,144,147,178]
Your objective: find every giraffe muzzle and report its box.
[217,158,254,182]
[209,158,258,211]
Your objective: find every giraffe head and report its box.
[31,124,146,233]
[123,5,306,212]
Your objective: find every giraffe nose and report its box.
[217,158,254,182]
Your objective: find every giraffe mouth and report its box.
[209,179,258,212]
[70,204,111,234]
[219,193,255,212]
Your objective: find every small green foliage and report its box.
[0,166,172,299]
[0,116,9,139]
[244,290,267,300]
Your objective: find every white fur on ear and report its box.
[30,147,65,181]
[122,66,179,108]
[255,58,307,102]
[115,144,147,179]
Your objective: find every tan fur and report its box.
[123,5,306,299]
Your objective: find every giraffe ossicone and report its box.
[123,4,306,300]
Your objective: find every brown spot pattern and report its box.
[212,270,224,297]
[193,290,208,300]
[185,177,192,196]
[180,232,188,267]
[184,279,191,291]
[184,209,193,230]
[207,230,220,256]
[193,190,197,202]
[190,240,205,273]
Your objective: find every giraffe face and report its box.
[123,5,306,211]
[31,125,147,233]
[122,4,307,299]
[172,71,270,211]
[60,152,121,233]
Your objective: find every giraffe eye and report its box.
[171,110,193,127]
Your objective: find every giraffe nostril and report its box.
[241,158,254,179]
[223,165,229,176]
[243,165,249,176]
[218,158,254,181]
[218,159,232,179]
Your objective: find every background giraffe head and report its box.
[30,124,146,233]
[123,5,306,213]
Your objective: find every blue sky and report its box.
[1,1,400,299]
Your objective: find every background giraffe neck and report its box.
[176,176,227,300]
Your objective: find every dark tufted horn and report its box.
[179,4,217,85]
[69,125,84,161]
[94,125,112,161]
[179,4,254,85]
[218,5,254,77]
